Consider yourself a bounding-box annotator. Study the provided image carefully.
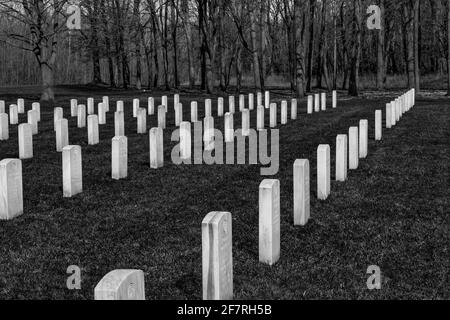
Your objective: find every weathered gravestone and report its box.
[94,270,145,300]
[202,211,233,301]
[317,144,331,200]
[149,128,164,169]
[0,159,23,220]
[56,119,69,152]
[259,179,280,266]
[0,113,8,140]
[88,115,99,145]
[62,145,83,197]
[112,136,128,180]
[293,160,310,226]
[18,124,33,159]
[336,135,348,182]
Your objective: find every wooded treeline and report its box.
[1,0,450,101]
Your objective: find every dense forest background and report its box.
[0,0,449,101]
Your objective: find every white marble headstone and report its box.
[0,159,23,220]
[62,145,82,197]
[18,124,33,159]
[112,136,128,180]
[259,179,280,266]
[317,144,330,200]
[293,160,310,226]
[94,270,145,300]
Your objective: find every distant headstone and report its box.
[137,108,147,134]
[71,99,78,117]
[259,179,280,266]
[336,135,348,182]
[375,110,382,141]
[359,120,368,159]
[224,113,234,143]
[98,103,107,125]
[218,98,224,117]
[386,103,392,129]
[307,96,313,114]
[0,159,23,220]
[133,99,139,118]
[17,99,25,114]
[281,101,288,125]
[112,113,123,138]
[314,94,320,112]
[94,270,145,300]
[0,100,4,114]
[174,94,180,112]
[317,144,330,200]
[242,109,250,136]
[204,116,215,151]
[77,105,86,128]
[257,106,265,131]
[162,96,168,112]
[32,102,41,122]
[293,160,310,226]
[116,101,124,113]
[257,92,263,107]
[349,127,359,170]
[175,103,183,126]
[202,212,233,300]
[87,98,95,115]
[102,96,109,112]
[248,93,254,111]
[0,113,9,140]
[112,136,128,180]
[18,124,33,159]
[270,103,277,128]
[9,105,18,125]
[264,91,270,109]
[191,101,198,122]
[332,90,337,109]
[88,115,99,145]
[62,145,83,197]
[180,122,192,160]
[291,99,297,120]
[205,99,212,117]
[390,100,397,126]
[56,119,69,152]
[158,105,166,129]
[148,97,155,115]
[54,107,63,131]
[228,96,235,114]
[321,93,326,111]
[239,94,245,112]
[149,127,164,169]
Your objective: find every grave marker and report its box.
[133,99,139,118]
[202,212,233,300]
[249,93,254,111]
[56,119,69,152]
[191,101,198,122]
[317,144,331,200]
[218,98,224,117]
[332,90,337,109]
[148,97,155,115]
[87,98,94,115]
[257,92,263,107]
[314,94,320,112]
[62,145,82,197]
[18,124,33,159]
[94,270,145,300]
[375,110,382,141]
[307,96,313,114]
[112,136,128,180]
[229,96,235,114]
[137,108,147,134]
[77,105,86,128]
[115,111,125,136]
[264,91,270,109]
[17,99,25,114]
[149,127,164,169]
[291,99,297,120]
[54,107,63,131]
[204,116,215,151]
[224,113,234,143]
[71,99,78,117]
[293,160,310,226]
[175,103,183,126]
[102,96,110,112]
[0,159,23,220]
[349,127,359,170]
[158,105,166,129]
[386,103,392,129]
[259,179,280,266]
[98,103,106,125]
[336,135,348,182]
[359,120,368,159]
[281,101,288,125]
[116,101,124,113]
[9,105,18,125]
[239,94,245,112]
[270,103,277,128]
[205,99,212,117]
[257,106,265,131]
[242,109,250,136]
[0,113,9,140]
[88,115,99,145]
[32,102,41,122]
[0,100,4,114]
[180,122,192,160]
[321,93,326,111]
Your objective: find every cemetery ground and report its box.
[0,85,449,300]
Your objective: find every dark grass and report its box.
[0,86,449,300]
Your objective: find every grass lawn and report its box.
[0,86,448,300]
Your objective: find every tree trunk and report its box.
[376,0,385,90]
[294,0,308,97]
[348,0,361,96]
[413,0,420,92]
[306,0,315,91]
[251,5,262,90]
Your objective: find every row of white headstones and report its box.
[0,89,415,299]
